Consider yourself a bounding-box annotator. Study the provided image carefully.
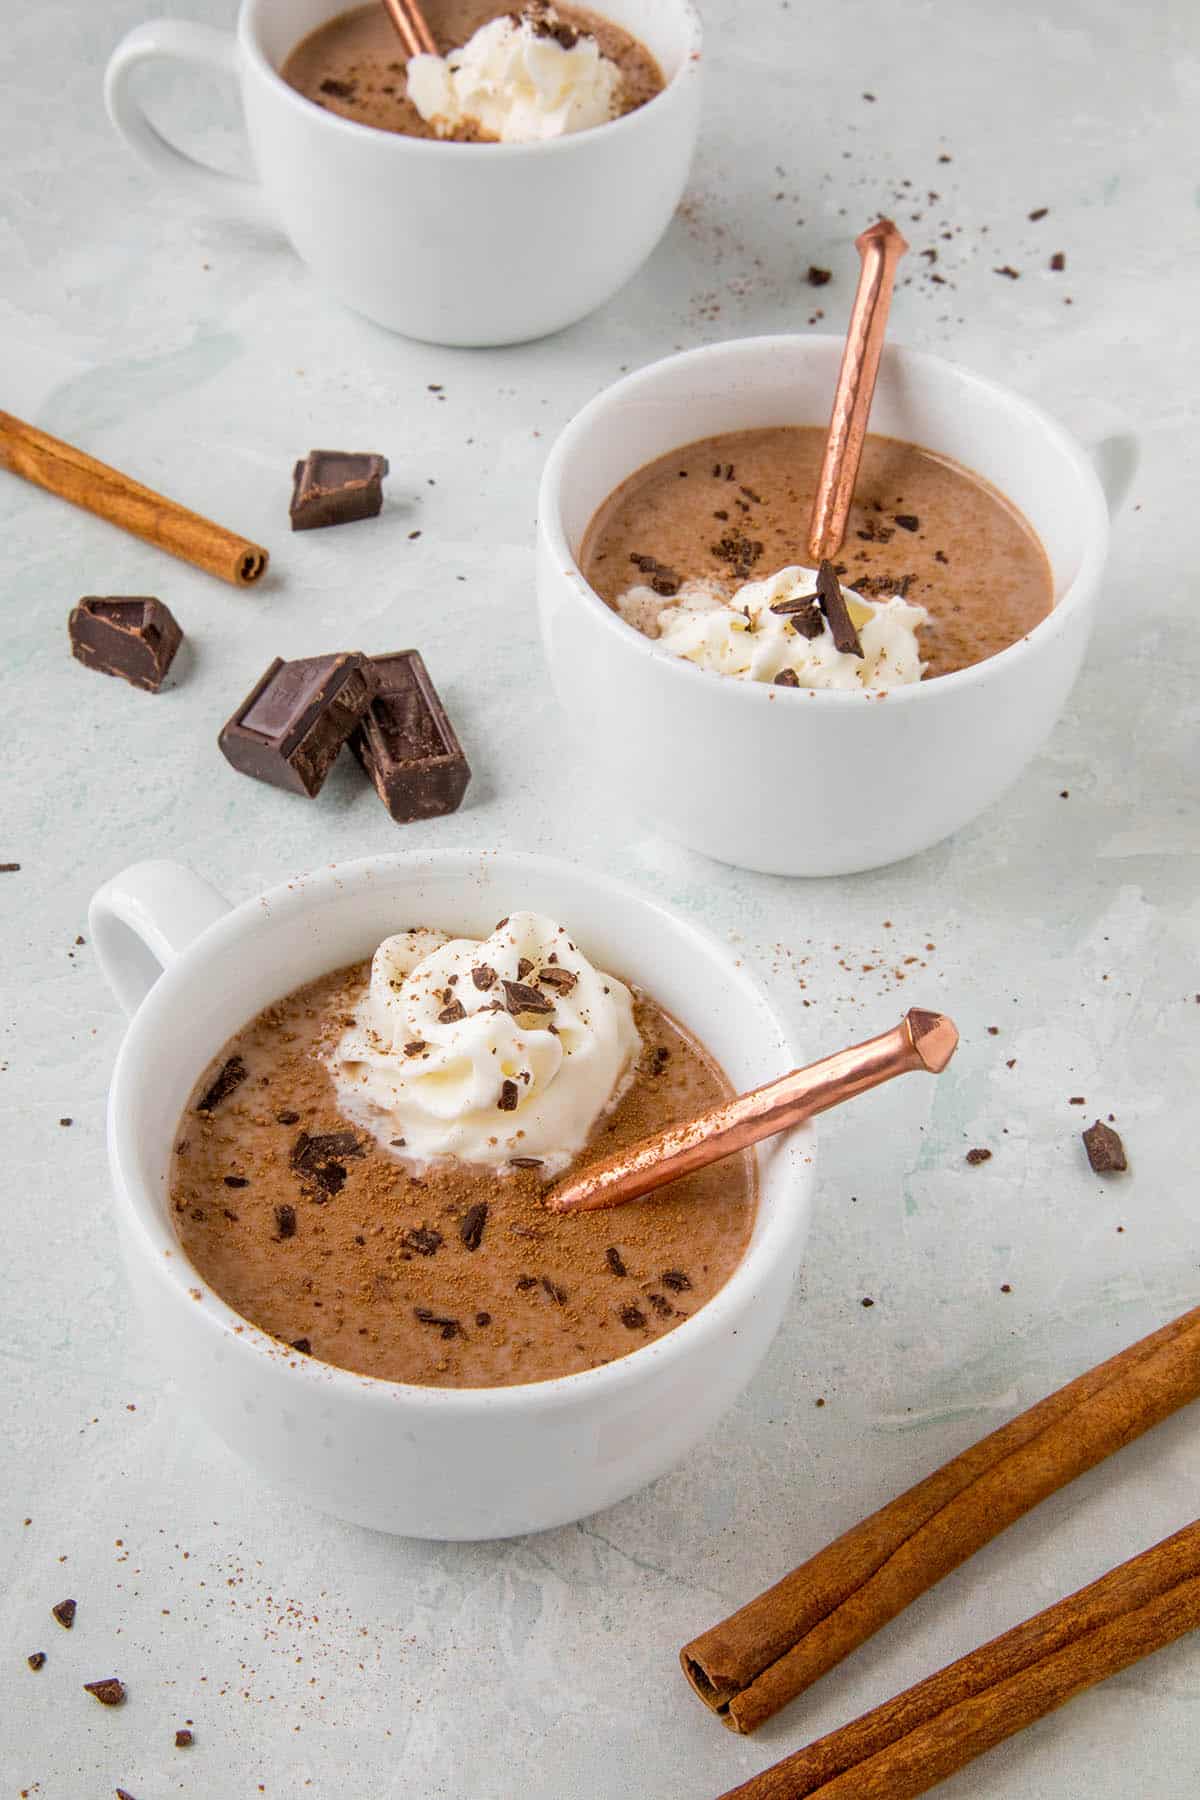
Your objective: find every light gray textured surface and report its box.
[3,0,1198,1794]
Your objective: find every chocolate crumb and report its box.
[498,1079,520,1111]
[414,1307,462,1340]
[275,1204,297,1240]
[84,1677,127,1706]
[773,668,801,687]
[1069,1096,1086,1105]
[619,1303,647,1329]
[648,1292,673,1318]
[806,266,832,286]
[460,1203,488,1251]
[516,1274,538,1291]
[291,1337,312,1354]
[52,1599,76,1630]
[605,1246,628,1277]
[404,1040,428,1056]
[660,1269,692,1292]
[116,1790,138,1799]
[319,76,356,98]
[1028,207,1048,221]
[993,265,1021,279]
[1049,252,1066,271]
[276,1110,300,1125]
[541,1276,567,1305]
[966,1147,992,1165]
[401,1226,443,1257]
[196,1055,247,1113]
[59,1116,72,1126]
[0,862,20,872]
[223,1174,250,1189]
[27,1651,46,1670]
[893,514,920,532]
[503,978,554,1016]
[861,1296,875,1308]
[175,1729,194,1748]
[1083,1119,1127,1173]
[1000,1283,1013,1293]
[475,1311,492,1327]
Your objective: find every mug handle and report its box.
[89,859,232,1017]
[104,20,267,220]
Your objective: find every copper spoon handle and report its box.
[545,1009,957,1215]
[806,219,909,564]
[381,0,438,58]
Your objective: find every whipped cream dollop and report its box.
[329,913,641,1174]
[617,566,928,692]
[406,8,623,144]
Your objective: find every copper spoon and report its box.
[382,0,437,59]
[807,218,909,563]
[544,1009,958,1215]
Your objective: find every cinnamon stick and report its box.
[0,410,268,587]
[716,1521,1200,1800]
[683,1304,1200,1733]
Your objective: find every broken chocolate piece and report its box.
[290,450,388,531]
[196,1055,247,1114]
[401,1226,443,1256]
[275,1203,297,1240]
[471,964,497,990]
[619,1303,647,1329]
[460,1202,488,1251]
[437,998,466,1024]
[1083,1119,1126,1173]
[806,265,832,286]
[291,1337,312,1354]
[498,1079,520,1112]
[84,1677,127,1706]
[605,1247,627,1277]
[414,1306,462,1340]
[349,649,470,823]
[27,1651,46,1670]
[219,653,375,797]
[773,668,801,688]
[537,966,577,994]
[893,514,920,532]
[175,1728,195,1748]
[816,560,865,657]
[503,979,554,1017]
[660,1269,692,1292]
[1049,251,1066,272]
[52,1599,76,1630]
[69,597,183,693]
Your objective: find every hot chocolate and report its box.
[170,915,756,1388]
[581,427,1055,682]
[281,1,664,144]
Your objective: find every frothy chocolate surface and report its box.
[581,427,1055,680]
[281,1,664,143]
[171,962,756,1388]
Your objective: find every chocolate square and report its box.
[290,451,388,530]
[218,653,375,796]
[350,650,470,823]
[68,597,183,692]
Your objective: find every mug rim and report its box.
[537,332,1111,708]
[108,848,812,1414]
[237,0,703,159]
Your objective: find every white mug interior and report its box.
[100,852,811,1537]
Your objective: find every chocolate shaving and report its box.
[460,1203,488,1251]
[84,1678,126,1707]
[196,1056,247,1114]
[1083,1119,1126,1173]
[498,1079,520,1111]
[605,1247,628,1277]
[414,1307,462,1340]
[52,1599,76,1630]
[275,1204,297,1240]
[619,1304,647,1329]
[771,596,823,640]
[816,560,864,657]
[660,1269,692,1292]
[471,964,497,990]
[510,1156,544,1169]
[401,1226,443,1257]
[537,966,578,994]
[503,978,554,1016]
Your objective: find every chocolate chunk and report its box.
[605,1247,627,1278]
[619,1304,647,1329]
[773,668,801,688]
[537,966,577,994]
[414,1306,462,1340]
[471,964,497,990]
[175,1729,194,1748]
[349,650,471,823]
[893,514,920,532]
[275,1204,297,1240]
[223,1174,249,1189]
[438,998,466,1024]
[1049,251,1066,271]
[401,1226,443,1257]
[196,1055,247,1114]
[68,597,183,693]
[460,1202,488,1251]
[318,77,356,99]
[290,450,388,530]
[220,653,375,798]
[541,1276,567,1305]
[498,1079,520,1111]
[965,1147,992,1165]
[503,979,554,1017]
[816,560,865,657]
[52,1599,76,1629]
[1083,1119,1127,1173]
[84,1677,127,1706]
[27,1651,46,1670]
[291,1337,312,1354]
[806,266,832,286]
[660,1269,692,1292]
[475,1311,492,1327]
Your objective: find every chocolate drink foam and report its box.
[171,961,756,1388]
[282,1,663,143]
[582,427,1054,681]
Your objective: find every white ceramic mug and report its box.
[536,335,1115,876]
[90,850,811,1539]
[104,0,702,346]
